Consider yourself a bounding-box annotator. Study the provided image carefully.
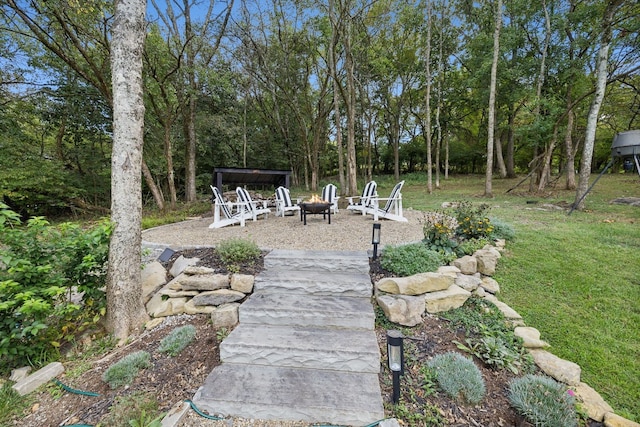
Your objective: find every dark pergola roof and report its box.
[212,168,291,192]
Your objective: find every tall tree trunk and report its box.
[107,0,149,343]
[495,132,507,178]
[574,0,622,210]
[344,13,358,195]
[485,0,502,197]
[564,106,577,189]
[425,0,433,193]
[328,0,346,193]
[164,122,177,209]
[183,1,197,203]
[141,160,165,210]
[506,106,516,177]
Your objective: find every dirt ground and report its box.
[11,248,599,427]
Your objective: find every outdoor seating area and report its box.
[208,181,407,229]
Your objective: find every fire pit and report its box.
[299,194,332,225]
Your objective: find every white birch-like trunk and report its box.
[485,0,502,197]
[107,0,149,343]
[574,0,621,210]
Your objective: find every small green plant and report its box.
[157,324,196,356]
[508,374,578,427]
[380,243,445,276]
[427,352,486,404]
[455,238,491,257]
[216,238,261,272]
[454,334,529,374]
[215,327,230,342]
[128,409,164,427]
[98,391,161,427]
[102,351,151,389]
[0,381,31,425]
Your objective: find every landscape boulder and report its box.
[376,272,453,296]
[211,303,240,328]
[191,289,245,306]
[424,284,471,314]
[376,294,425,326]
[529,349,581,386]
[169,256,199,278]
[453,256,477,275]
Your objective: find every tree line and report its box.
[1,0,639,217]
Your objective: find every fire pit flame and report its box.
[308,194,326,203]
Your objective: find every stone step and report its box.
[264,249,371,273]
[193,363,384,426]
[254,270,373,297]
[239,292,375,329]
[220,324,381,373]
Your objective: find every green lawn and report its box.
[384,172,640,421]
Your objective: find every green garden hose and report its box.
[52,379,100,397]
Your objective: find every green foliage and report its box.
[380,243,445,276]
[157,325,196,356]
[455,238,491,257]
[487,217,515,241]
[508,374,578,427]
[421,211,459,253]
[98,391,162,427]
[216,238,261,273]
[427,352,486,404]
[0,381,30,426]
[215,327,230,342]
[452,201,494,240]
[102,351,151,389]
[0,205,111,372]
[443,298,534,374]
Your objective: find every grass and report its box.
[384,172,639,420]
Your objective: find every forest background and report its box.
[0,0,639,217]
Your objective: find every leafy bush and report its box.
[454,238,491,257]
[157,325,196,356]
[102,351,151,389]
[452,201,494,240]
[488,217,516,241]
[216,238,261,272]
[380,243,445,276]
[421,211,459,253]
[0,204,111,372]
[427,352,486,404]
[508,374,578,427]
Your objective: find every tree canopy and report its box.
[1,0,639,215]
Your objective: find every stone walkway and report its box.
[191,250,385,426]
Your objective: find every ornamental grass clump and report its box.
[427,352,486,404]
[508,374,578,427]
[102,351,151,389]
[158,325,196,356]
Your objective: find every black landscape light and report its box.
[372,223,381,259]
[387,329,404,404]
[157,248,175,262]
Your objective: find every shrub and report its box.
[508,374,578,427]
[102,351,151,389]
[427,352,486,404]
[488,217,516,241]
[454,238,491,257]
[157,325,196,356]
[100,391,162,427]
[380,243,445,276]
[216,238,261,272]
[0,204,111,372]
[421,211,459,253]
[452,201,494,240]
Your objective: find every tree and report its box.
[107,0,149,342]
[573,0,624,211]
[485,0,502,197]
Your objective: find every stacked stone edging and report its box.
[373,239,638,427]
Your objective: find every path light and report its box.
[157,248,175,262]
[372,223,381,259]
[387,329,404,404]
